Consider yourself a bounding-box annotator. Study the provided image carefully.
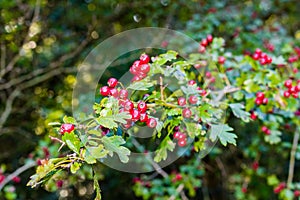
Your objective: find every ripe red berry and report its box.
[178,133,186,140]
[119,89,128,99]
[0,175,5,184]
[266,56,272,64]
[100,86,110,96]
[255,98,262,105]
[173,132,181,140]
[124,100,134,112]
[139,54,150,64]
[137,72,147,79]
[261,126,268,133]
[201,90,207,96]
[259,58,267,65]
[294,190,300,197]
[12,176,21,183]
[198,45,206,53]
[60,124,75,135]
[177,97,186,106]
[252,53,260,60]
[56,180,63,188]
[131,109,140,122]
[252,161,259,171]
[188,80,196,85]
[139,113,149,122]
[182,108,192,118]
[109,88,119,98]
[131,76,142,82]
[188,95,198,104]
[207,34,213,43]
[242,187,247,193]
[250,112,257,120]
[255,48,262,56]
[292,93,299,98]
[256,92,265,100]
[260,52,268,59]
[200,38,208,47]
[295,84,300,92]
[107,78,118,88]
[137,101,147,113]
[218,56,226,64]
[283,91,290,98]
[178,139,187,147]
[289,86,296,93]
[140,64,150,74]
[194,64,201,69]
[262,97,268,105]
[284,79,293,88]
[205,71,212,78]
[266,129,271,135]
[146,118,157,128]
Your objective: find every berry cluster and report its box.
[288,46,300,63]
[129,54,151,82]
[261,126,271,135]
[255,92,268,105]
[99,75,157,129]
[283,79,300,98]
[273,182,286,194]
[173,131,187,147]
[60,124,75,135]
[198,34,214,53]
[252,48,272,65]
[120,99,157,129]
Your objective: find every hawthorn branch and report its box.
[168,184,186,200]
[0,89,20,129]
[287,130,299,186]
[0,161,36,191]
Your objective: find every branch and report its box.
[0,161,36,191]
[287,130,299,186]
[0,0,41,78]
[168,184,187,200]
[211,86,240,102]
[0,89,20,129]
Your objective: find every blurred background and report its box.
[0,0,300,199]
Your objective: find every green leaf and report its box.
[154,137,175,162]
[209,124,237,146]
[70,162,81,174]
[96,117,118,129]
[62,132,81,154]
[264,130,281,144]
[87,144,109,159]
[48,122,61,126]
[267,175,279,186]
[83,149,97,164]
[167,108,182,116]
[88,130,102,136]
[272,55,287,65]
[127,80,154,91]
[155,121,164,138]
[101,136,131,163]
[63,116,76,124]
[229,103,250,122]
[113,112,132,124]
[161,50,178,61]
[93,172,102,200]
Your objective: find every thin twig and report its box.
[0,90,20,129]
[0,161,36,191]
[168,184,185,200]
[287,130,299,186]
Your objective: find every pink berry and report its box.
[177,97,186,106]
[182,108,192,118]
[109,88,119,98]
[146,118,157,128]
[12,176,21,183]
[200,38,208,47]
[218,56,226,64]
[207,34,213,43]
[139,64,150,74]
[131,109,140,122]
[124,100,134,112]
[250,112,257,120]
[107,78,118,88]
[100,86,110,96]
[137,101,147,113]
[139,54,150,64]
[283,91,290,98]
[188,95,198,104]
[178,139,187,147]
[262,98,268,105]
[60,124,75,135]
[173,132,181,140]
[252,53,260,60]
[139,113,149,122]
[284,79,293,88]
[205,71,212,78]
[256,92,265,100]
[188,80,196,85]
[261,126,268,133]
[255,98,262,105]
[119,89,128,99]
[178,133,186,140]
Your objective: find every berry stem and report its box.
[287,129,300,187]
[118,81,125,89]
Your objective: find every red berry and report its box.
[124,100,134,111]
[266,129,271,135]
[12,176,21,183]
[178,139,187,147]
[292,93,299,98]
[261,126,268,133]
[131,109,140,122]
[205,71,212,78]
[140,64,150,74]
[137,72,147,79]
[131,76,142,82]
[250,112,257,120]
[252,161,259,171]
[124,119,132,129]
[137,101,147,113]
[60,124,75,135]
[139,54,150,64]
[188,80,196,85]
[242,187,247,193]
[107,78,118,88]
[139,113,149,122]
[173,132,181,140]
[295,84,300,92]
[218,56,226,64]
[177,97,186,106]
[252,53,260,60]
[132,60,141,68]
[283,91,290,98]
[289,86,296,93]
[198,45,206,53]
[109,88,119,98]
[262,97,268,105]
[294,190,300,197]
[260,52,268,59]
[119,89,128,99]
[200,38,208,47]
[256,92,265,100]
[100,86,110,96]
[284,79,293,88]
[188,95,198,104]
[259,58,267,65]
[201,90,207,96]
[266,56,272,64]
[207,34,213,43]
[182,108,192,118]
[175,174,183,181]
[255,98,262,105]
[0,175,5,184]
[56,180,63,188]
[194,64,201,69]
[255,48,262,56]
[178,133,186,140]
[146,118,157,128]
